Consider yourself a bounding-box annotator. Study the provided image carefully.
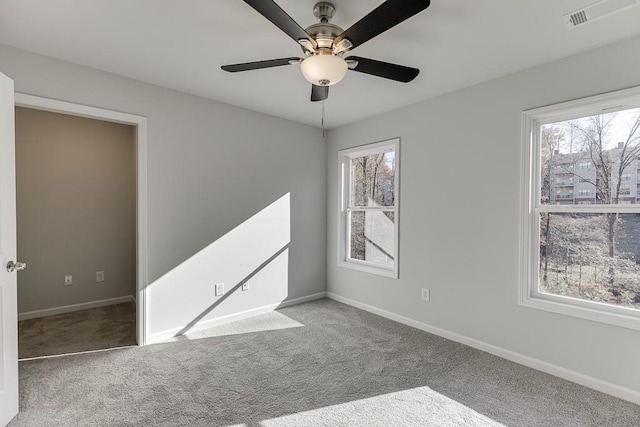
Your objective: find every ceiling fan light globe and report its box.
[300,54,348,86]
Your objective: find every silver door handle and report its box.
[6,261,26,273]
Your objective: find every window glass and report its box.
[349,210,395,268]
[540,108,640,206]
[349,152,395,207]
[540,212,640,310]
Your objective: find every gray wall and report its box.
[326,36,640,396]
[15,107,136,313]
[4,33,638,398]
[0,44,326,339]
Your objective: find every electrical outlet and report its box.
[242,281,249,291]
[421,288,430,302]
[215,283,225,297]
[64,275,73,286]
[96,271,105,282]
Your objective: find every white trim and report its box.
[18,296,133,321]
[19,344,137,362]
[277,291,327,309]
[15,94,143,125]
[519,87,640,331]
[326,292,640,405]
[147,292,327,344]
[14,93,149,345]
[523,86,640,125]
[147,303,282,344]
[339,139,397,158]
[338,258,397,278]
[338,138,400,279]
[521,296,640,330]
[536,204,640,213]
[136,119,148,347]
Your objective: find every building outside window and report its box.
[338,138,399,278]
[521,87,640,330]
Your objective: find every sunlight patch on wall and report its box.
[147,193,291,341]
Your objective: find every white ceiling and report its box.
[1,0,639,128]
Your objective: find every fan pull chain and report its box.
[321,100,326,139]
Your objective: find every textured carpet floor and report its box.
[18,302,136,359]
[8,299,640,426]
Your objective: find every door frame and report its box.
[14,93,148,346]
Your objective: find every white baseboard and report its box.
[326,292,640,405]
[147,303,282,344]
[277,291,327,309]
[18,295,134,321]
[147,292,328,344]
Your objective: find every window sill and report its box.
[338,260,398,279]
[519,294,640,331]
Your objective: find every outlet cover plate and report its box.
[96,271,105,282]
[421,288,430,302]
[64,275,73,286]
[215,283,225,296]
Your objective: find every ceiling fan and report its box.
[221,0,431,102]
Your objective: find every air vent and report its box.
[569,10,589,26]
[563,0,640,29]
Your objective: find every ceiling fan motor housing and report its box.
[302,3,348,86]
[304,22,343,50]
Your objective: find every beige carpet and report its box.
[18,302,136,359]
[8,299,640,426]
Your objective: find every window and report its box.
[521,87,640,330]
[338,139,399,278]
[578,161,591,169]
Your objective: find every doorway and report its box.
[14,94,148,354]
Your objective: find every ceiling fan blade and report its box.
[334,0,430,51]
[221,58,301,73]
[311,85,329,102]
[347,56,419,83]
[243,0,317,50]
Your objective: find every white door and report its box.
[0,71,18,426]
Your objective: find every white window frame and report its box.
[338,138,400,278]
[520,86,640,331]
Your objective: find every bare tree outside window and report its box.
[349,151,395,266]
[539,108,640,309]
